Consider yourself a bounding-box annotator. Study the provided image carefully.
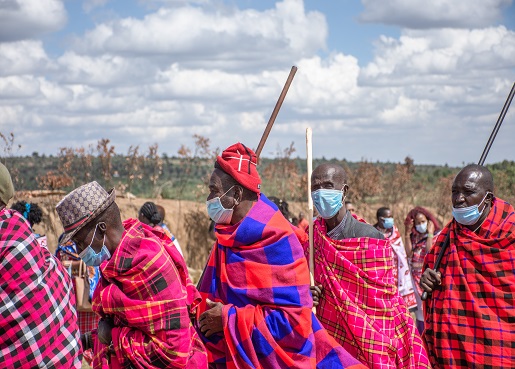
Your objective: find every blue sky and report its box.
[1,0,514,165]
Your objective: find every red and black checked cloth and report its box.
[92,218,207,369]
[309,217,431,369]
[423,198,515,368]
[0,208,81,368]
[78,311,99,333]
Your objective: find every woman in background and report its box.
[139,201,184,257]
[404,206,441,333]
[11,200,47,248]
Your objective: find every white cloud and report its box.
[73,0,327,71]
[0,0,67,42]
[0,0,514,166]
[0,41,52,76]
[361,27,515,84]
[359,0,513,29]
[57,52,155,86]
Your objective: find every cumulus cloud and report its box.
[73,0,327,71]
[0,41,52,76]
[0,0,514,165]
[0,0,67,42]
[361,27,515,84]
[359,0,513,29]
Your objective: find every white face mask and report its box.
[415,222,428,234]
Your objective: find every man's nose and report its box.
[454,193,466,204]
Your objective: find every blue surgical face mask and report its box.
[311,187,345,219]
[382,217,394,229]
[78,224,111,267]
[206,186,235,224]
[415,222,427,234]
[452,192,491,226]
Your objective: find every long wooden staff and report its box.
[255,66,298,160]
[306,127,315,313]
[421,81,515,301]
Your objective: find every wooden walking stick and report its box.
[255,66,298,161]
[421,81,515,301]
[306,127,316,313]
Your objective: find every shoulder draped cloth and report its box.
[423,198,515,369]
[0,208,81,368]
[306,217,430,369]
[196,194,366,369]
[92,218,207,369]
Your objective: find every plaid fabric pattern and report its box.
[423,198,515,368]
[92,218,207,369]
[0,208,81,368]
[78,311,99,333]
[309,217,431,369]
[196,194,365,369]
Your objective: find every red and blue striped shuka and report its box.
[196,194,366,369]
[0,208,82,368]
[423,198,515,368]
[307,218,430,369]
[91,218,207,369]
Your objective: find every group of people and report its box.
[1,141,514,369]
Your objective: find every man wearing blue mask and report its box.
[196,143,365,369]
[420,164,515,369]
[307,163,430,368]
[55,181,207,368]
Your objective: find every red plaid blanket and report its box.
[0,208,81,368]
[196,194,365,369]
[423,198,515,368]
[308,218,430,369]
[92,218,207,369]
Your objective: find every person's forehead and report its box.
[415,213,427,220]
[209,170,223,186]
[453,170,482,189]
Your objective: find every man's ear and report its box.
[343,184,349,197]
[234,186,243,205]
[98,221,107,233]
[486,192,494,203]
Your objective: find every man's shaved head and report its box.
[454,164,494,193]
[451,164,495,231]
[311,163,348,190]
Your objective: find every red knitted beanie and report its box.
[216,143,261,194]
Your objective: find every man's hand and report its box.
[98,318,114,345]
[420,269,442,293]
[311,284,323,307]
[199,299,224,338]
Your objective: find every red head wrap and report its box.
[216,143,261,194]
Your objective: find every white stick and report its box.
[306,127,315,313]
